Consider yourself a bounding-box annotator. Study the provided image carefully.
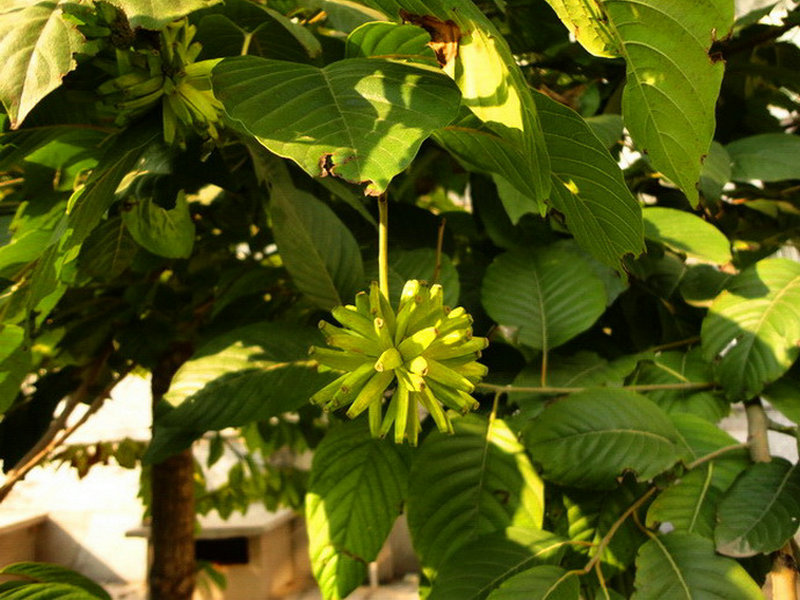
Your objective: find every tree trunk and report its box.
[149,449,196,600]
[149,344,196,600]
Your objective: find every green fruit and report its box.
[309,280,488,444]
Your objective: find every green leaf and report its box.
[435,112,546,215]
[270,175,364,310]
[429,529,567,600]
[212,56,461,195]
[525,388,685,489]
[715,458,800,557]
[631,532,762,600]
[300,0,388,35]
[485,566,579,600]
[633,350,728,423]
[761,375,800,424]
[0,194,66,275]
[670,414,749,492]
[362,0,552,204]
[345,22,436,63]
[702,258,800,399]
[643,208,731,265]
[0,325,31,413]
[145,323,335,463]
[699,142,731,201]
[306,420,410,600]
[726,133,800,182]
[77,217,138,280]
[534,92,644,271]
[585,114,624,149]
[196,0,320,63]
[548,0,733,205]
[121,192,195,259]
[0,583,104,599]
[406,415,544,581]
[647,465,721,539]
[481,247,607,351]
[0,562,110,600]
[0,2,86,128]
[106,0,222,29]
[561,481,650,575]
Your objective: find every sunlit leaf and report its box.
[715,458,800,557]
[306,421,410,600]
[407,415,544,581]
[525,388,685,489]
[212,56,461,195]
[702,258,800,399]
[632,532,762,599]
[643,207,731,265]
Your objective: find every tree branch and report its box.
[477,381,715,395]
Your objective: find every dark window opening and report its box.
[195,537,249,565]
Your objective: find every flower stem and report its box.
[378,194,389,298]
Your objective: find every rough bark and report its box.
[148,344,196,600]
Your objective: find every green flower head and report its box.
[309,280,488,445]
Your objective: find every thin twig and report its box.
[476,381,715,395]
[767,418,798,436]
[0,356,131,502]
[580,487,657,574]
[686,442,750,471]
[646,336,701,353]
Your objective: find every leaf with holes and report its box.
[306,420,410,600]
[715,458,800,557]
[702,258,800,399]
[429,528,566,600]
[0,2,86,128]
[407,415,544,582]
[631,532,762,599]
[212,56,461,195]
[525,388,685,489]
[481,246,606,351]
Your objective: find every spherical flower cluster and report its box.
[309,280,488,445]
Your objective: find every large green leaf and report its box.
[121,192,195,259]
[631,532,762,599]
[77,217,138,280]
[761,374,800,424]
[306,421,410,600]
[699,142,731,201]
[670,414,749,492]
[212,56,461,195]
[270,176,364,310]
[525,388,685,489]
[546,0,733,205]
[345,21,436,63]
[0,583,103,599]
[0,194,66,275]
[561,481,650,575]
[429,529,566,600]
[0,563,109,600]
[481,247,606,351]
[642,208,731,265]
[407,415,544,581]
[646,465,721,539]
[362,0,552,204]
[106,0,222,29]
[701,258,800,399]
[195,0,320,63]
[715,458,800,557]
[633,350,728,423]
[726,133,800,182]
[534,92,643,271]
[145,323,335,463]
[485,566,579,600]
[0,2,86,128]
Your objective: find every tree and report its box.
[1,0,800,599]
